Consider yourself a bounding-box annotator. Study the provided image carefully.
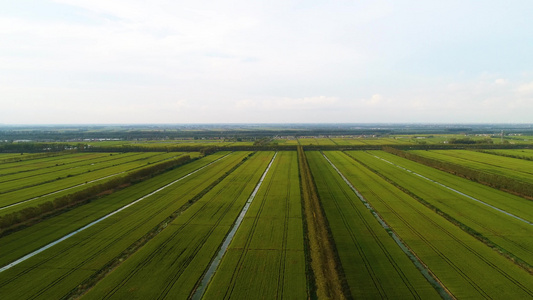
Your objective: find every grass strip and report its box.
[297,146,348,300]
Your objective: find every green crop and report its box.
[338,150,533,298]
[307,151,440,299]
[204,151,308,300]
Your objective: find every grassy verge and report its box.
[297,146,348,300]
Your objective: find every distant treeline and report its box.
[1,141,531,154]
[0,143,82,153]
[448,137,493,144]
[382,147,533,200]
[0,155,193,235]
[1,129,394,141]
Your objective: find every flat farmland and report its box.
[483,149,533,160]
[296,137,320,145]
[0,152,249,299]
[273,139,299,145]
[84,152,275,299]
[0,149,531,299]
[203,151,308,299]
[324,151,533,298]
[0,153,28,160]
[409,149,533,183]
[0,152,231,267]
[329,138,363,145]
[307,151,440,299]
[0,152,192,213]
[348,150,533,267]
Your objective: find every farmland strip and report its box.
[0,171,126,211]
[0,153,155,194]
[414,150,533,177]
[0,152,247,299]
[308,151,441,299]
[0,152,118,172]
[348,150,533,271]
[0,153,189,215]
[192,152,278,299]
[0,152,137,179]
[479,149,533,161]
[0,153,230,273]
[321,152,452,299]
[200,151,307,299]
[0,153,224,268]
[384,148,533,199]
[80,152,272,299]
[0,153,184,212]
[334,151,533,298]
[372,154,533,226]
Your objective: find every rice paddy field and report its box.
[0,152,200,215]
[0,148,532,299]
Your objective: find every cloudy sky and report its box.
[1,0,533,124]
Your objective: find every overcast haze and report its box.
[1,1,533,124]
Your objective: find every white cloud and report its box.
[1,1,533,124]
[515,82,533,94]
[494,78,507,85]
[235,96,339,111]
[364,94,385,106]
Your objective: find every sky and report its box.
[1,0,533,124]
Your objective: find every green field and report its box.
[203,151,308,299]
[84,152,274,299]
[307,151,440,299]
[409,149,533,183]
[0,152,248,298]
[0,152,195,214]
[0,149,532,299]
[326,151,533,298]
[347,150,533,267]
[482,149,533,160]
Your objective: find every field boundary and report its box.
[298,147,349,300]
